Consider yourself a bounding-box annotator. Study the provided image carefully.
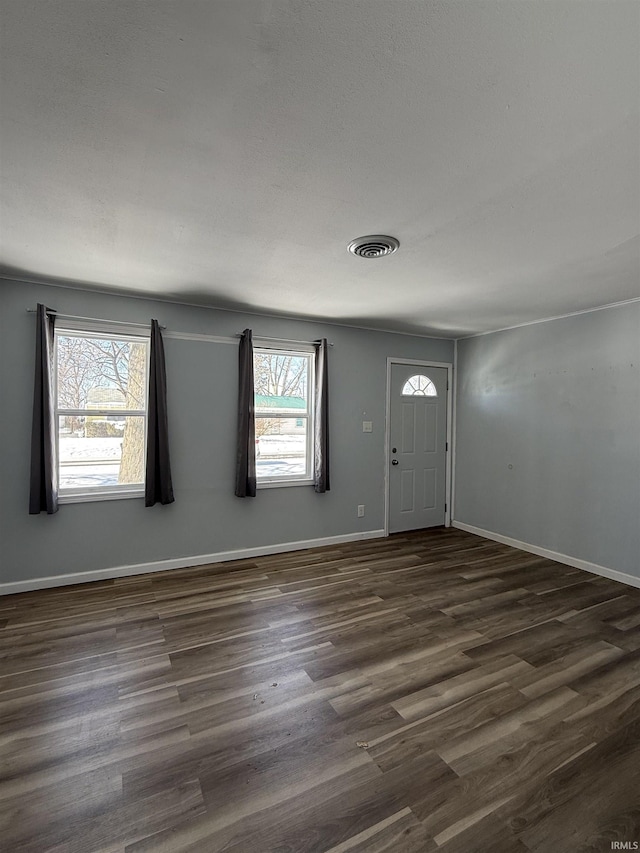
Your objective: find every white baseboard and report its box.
[452,521,640,590]
[0,529,387,596]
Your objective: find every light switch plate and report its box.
[362,421,373,432]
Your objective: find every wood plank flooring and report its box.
[1,528,640,852]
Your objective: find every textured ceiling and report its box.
[1,0,639,336]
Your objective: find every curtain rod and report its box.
[26,309,165,331]
[236,333,333,347]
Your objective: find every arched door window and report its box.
[401,374,437,396]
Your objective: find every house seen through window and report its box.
[55,324,150,501]
[254,346,314,484]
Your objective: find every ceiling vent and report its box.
[348,235,400,258]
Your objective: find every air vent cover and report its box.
[348,235,400,258]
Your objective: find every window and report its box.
[254,346,314,485]
[401,374,437,396]
[55,323,150,502]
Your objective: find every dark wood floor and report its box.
[1,528,640,853]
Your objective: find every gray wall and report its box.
[454,302,640,577]
[0,279,453,584]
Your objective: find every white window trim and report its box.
[54,323,150,504]
[254,343,315,488]
[257,478,315,490]
[58,487,145,504]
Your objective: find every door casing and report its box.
[384,357,453,536]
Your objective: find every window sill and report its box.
[58,489,145,504]
[257,479,314,490]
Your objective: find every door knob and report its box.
[391,459,399,465]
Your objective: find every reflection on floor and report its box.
[2,528,640,852]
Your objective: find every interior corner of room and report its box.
[1,280,638,592]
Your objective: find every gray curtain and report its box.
[29,304,58,514]
[313,338,330,493]
[145,319,175,507]
[235,328,256,497]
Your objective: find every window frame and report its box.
[54,320,151,504]
[253,342,315,489]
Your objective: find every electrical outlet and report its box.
[362,421,372,432]
[357,505,365,517]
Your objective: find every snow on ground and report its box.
[59,435,306,461]
[258,435,305,457]
[58,436,306,488]
[59,437,123,461]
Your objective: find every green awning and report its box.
[255,394,306,409]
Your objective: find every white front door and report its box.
[388,363,448,533]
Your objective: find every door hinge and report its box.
[444,503,447,512]
[446,441,448,452]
